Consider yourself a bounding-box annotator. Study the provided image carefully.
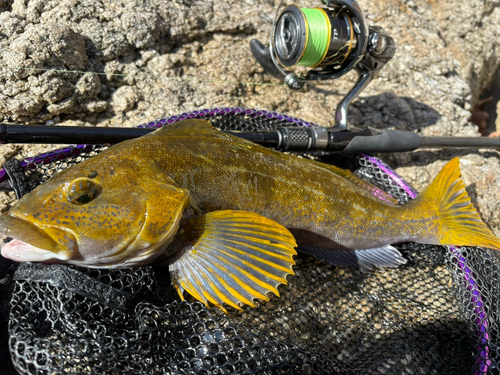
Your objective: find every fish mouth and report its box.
[0,213,74,262]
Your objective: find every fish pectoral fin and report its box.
[167,210,297,312]
[298,245,407,271]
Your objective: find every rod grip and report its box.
[342,130,422,153]
[277,127,329,151]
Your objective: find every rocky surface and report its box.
[0,0,499,233]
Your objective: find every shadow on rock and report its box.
[348,92,441,132]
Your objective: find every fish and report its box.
[1,119,500,311]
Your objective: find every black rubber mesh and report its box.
[0,108,498,375]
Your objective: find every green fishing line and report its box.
[298,8,330,67]
[2,66,285,87]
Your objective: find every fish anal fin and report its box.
[167,210,297,311]
[298,245,407,271]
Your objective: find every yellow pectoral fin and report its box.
[167,210,297,312]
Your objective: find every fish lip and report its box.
[1,239,69,262]
[0,212,75,260]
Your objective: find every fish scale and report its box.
[131,121,432,249]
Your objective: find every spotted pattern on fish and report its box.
[2,120,500,311]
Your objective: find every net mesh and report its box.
[0,108,498,375]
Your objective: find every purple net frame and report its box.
[3,144,106,182]
[0,107,489,372]
[136,107,320,129]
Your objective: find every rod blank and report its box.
[1,123,500,153]
[0,124,155,144]
[420,136,500,149]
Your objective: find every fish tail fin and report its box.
[414,157,500,250]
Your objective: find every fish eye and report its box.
[66,178,102,205]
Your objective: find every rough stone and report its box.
[0,21,106,122]
[0,0,13,14]
[0,0,499,233]
[108,85,140,114]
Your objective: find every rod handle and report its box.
[342,130,422,153]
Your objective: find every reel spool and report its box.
[251,0,396,130]
[274,5,356,68]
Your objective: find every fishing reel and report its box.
[251,0,396,130]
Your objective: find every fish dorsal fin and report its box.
[308,160,399,205]
[152,121,398,205]
[166,210,297,312]
[150,119,234,140]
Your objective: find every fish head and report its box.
[0,164,190,267]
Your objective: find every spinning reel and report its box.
[250,0,396,130]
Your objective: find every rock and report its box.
[0,144,20,167]
[0,22,106,122]
[0,0,499,233]
[0,0,13,14]
[108,85,139,114]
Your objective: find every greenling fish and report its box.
[1,120,500,311]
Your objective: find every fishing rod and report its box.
[1,122,500,153]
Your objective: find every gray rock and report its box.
[496,101,500,133]
[0,21,106,122]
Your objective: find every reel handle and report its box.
[249,39,284,79]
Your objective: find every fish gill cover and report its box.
[0,109,498,375]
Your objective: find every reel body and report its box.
[251,0,396,130]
